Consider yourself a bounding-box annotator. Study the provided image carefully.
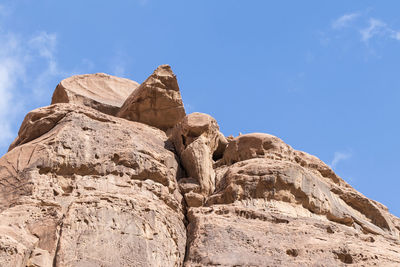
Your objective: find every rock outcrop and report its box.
[1,103,186,267]
[170,112,227,206]
[52,73,139,116]
[1,65,399,267]
[118,65,186,131]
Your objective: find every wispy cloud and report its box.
[330,151,352,168]
[360,18,387,42]
[0,34,25,147]
[29,32,65,98]
[361,18,400,43]
[0,58,19,144]
[0,28,63,150]
[332,13,360,29]
[330,12,400,44]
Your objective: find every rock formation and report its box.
[117,65,186,131]
[1,64,399,266]
[52,73,139,116]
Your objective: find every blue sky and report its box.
[0,1,399,216]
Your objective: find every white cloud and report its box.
[332,13,359,29]
[0,33,26,147]
[330,151,352,168]
[0,30,64,149]
[0,60,18,144]
[330,13,400,45]
[357,17,400,43]
[30,32,57,60]
[360,18,387,42]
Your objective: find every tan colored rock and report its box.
[183,132,400,266]
[185,205,400,267]
[0,103,186,266]
[210,158,396,235]
[171,112,226,157]
[220,133,294,165]
[117,65,186,130]
[2,71,400,267]
[170,112,227,197]
[178,177,201,194]
[184,192,204,208]
[181,137,215,195]
[51,73,139,116]
[220,133,346,186]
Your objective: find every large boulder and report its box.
[51,73,139,116]
[117,65,186,131]
[0,103,186,267]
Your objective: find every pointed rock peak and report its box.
[143,64,179,91]
[117,64,186,131]
[154,64,175,78]
[51,73,139,116]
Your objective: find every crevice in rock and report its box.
[52,200,75,267]
[167,133,192,265]
[181,198,191,265]
[52,221,63,267]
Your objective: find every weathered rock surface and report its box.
[185,205,400,266]
[118,65,186,131]
[170,112,227,200]
[0,103,186,266]
[184,133,400,266]
[51,73,139,116]
[1,67,400,267]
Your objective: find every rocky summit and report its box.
[0,65,399,267]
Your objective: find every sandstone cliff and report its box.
[0,65,399,266]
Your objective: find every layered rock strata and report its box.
[1,65,399,267]
[184,133,400,266]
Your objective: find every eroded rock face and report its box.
[184,133,400,266]
[0,103,186,267]
[1,69,400,267]
[170,112,227,201]
[185,205,400,267]
[52,73,139,116]
[117,65,186,131]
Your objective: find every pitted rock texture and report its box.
[118,64,186,131]
[0,103,186,267]
[210,133,398,237]
[182,133,400,266]
[185,205,400,267]
[1,65,400,267]
[52,73,139,116]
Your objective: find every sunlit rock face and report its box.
[1,65,399,267]
[52,73,139,116]
[117,64,186,131]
